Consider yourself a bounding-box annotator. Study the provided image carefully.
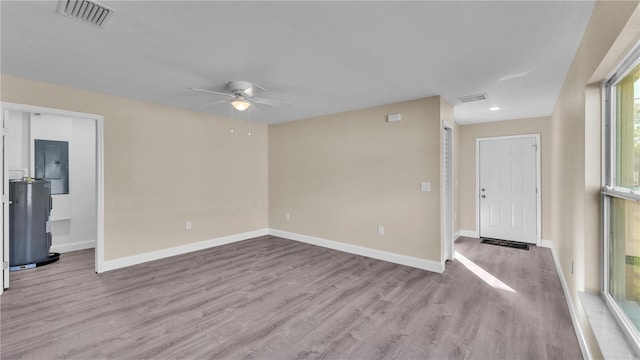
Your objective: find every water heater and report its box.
[9,178,59,271]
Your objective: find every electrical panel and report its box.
[34,139,69,194]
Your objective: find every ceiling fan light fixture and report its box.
[231,98,251,111]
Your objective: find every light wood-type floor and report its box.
[1,236,582,359]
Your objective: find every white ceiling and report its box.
[0,1,595,125]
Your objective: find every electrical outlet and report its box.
[420,182,431,192]
[285,213,290,221]
[186,221,192,230]
[378,225,384,236]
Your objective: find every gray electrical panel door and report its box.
[34,139,69,194]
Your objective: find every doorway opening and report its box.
[1,103,104,293]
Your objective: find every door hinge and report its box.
[1,128,7,136]
[532,143,537,151]
[2,261,8,270]
[1,194,7,204]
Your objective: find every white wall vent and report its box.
[57,0,114,28]
[457,93,489,104]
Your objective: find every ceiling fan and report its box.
[189,81,290,111]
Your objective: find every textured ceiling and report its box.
[0,1,595,124]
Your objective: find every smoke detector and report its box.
[57,0,114,28]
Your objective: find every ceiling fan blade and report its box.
[241,84,267,98]
[199,99,229,108]
[246,103,262,115]
[189,88,234,98]
[252,97,292,106]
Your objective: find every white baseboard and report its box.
[51,240,95,253]
[540,239,553,249]
[101,228,269,272]
[458,229,478,238]
[269,229,444,274]
[546,241,592,360]
[100,227,445,274]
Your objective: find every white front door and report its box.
[479,136,537,244]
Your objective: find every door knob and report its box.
[481,195,486,198]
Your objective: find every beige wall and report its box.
[269,96,449,263]
[458,117,552,240]
[550,1,639,358]
[1,75,269,260]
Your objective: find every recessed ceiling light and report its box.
[489,106,501,111]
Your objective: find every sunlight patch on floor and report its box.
[456,252,517,293]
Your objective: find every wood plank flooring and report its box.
[0,236,582,359]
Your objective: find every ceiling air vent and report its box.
[57,0,114,28]
[457,93,489,104]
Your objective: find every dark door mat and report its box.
[481,238,529,250]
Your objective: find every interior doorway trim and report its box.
[475,133,541,246]
[0,102,105,275]
[442,121,454,261]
